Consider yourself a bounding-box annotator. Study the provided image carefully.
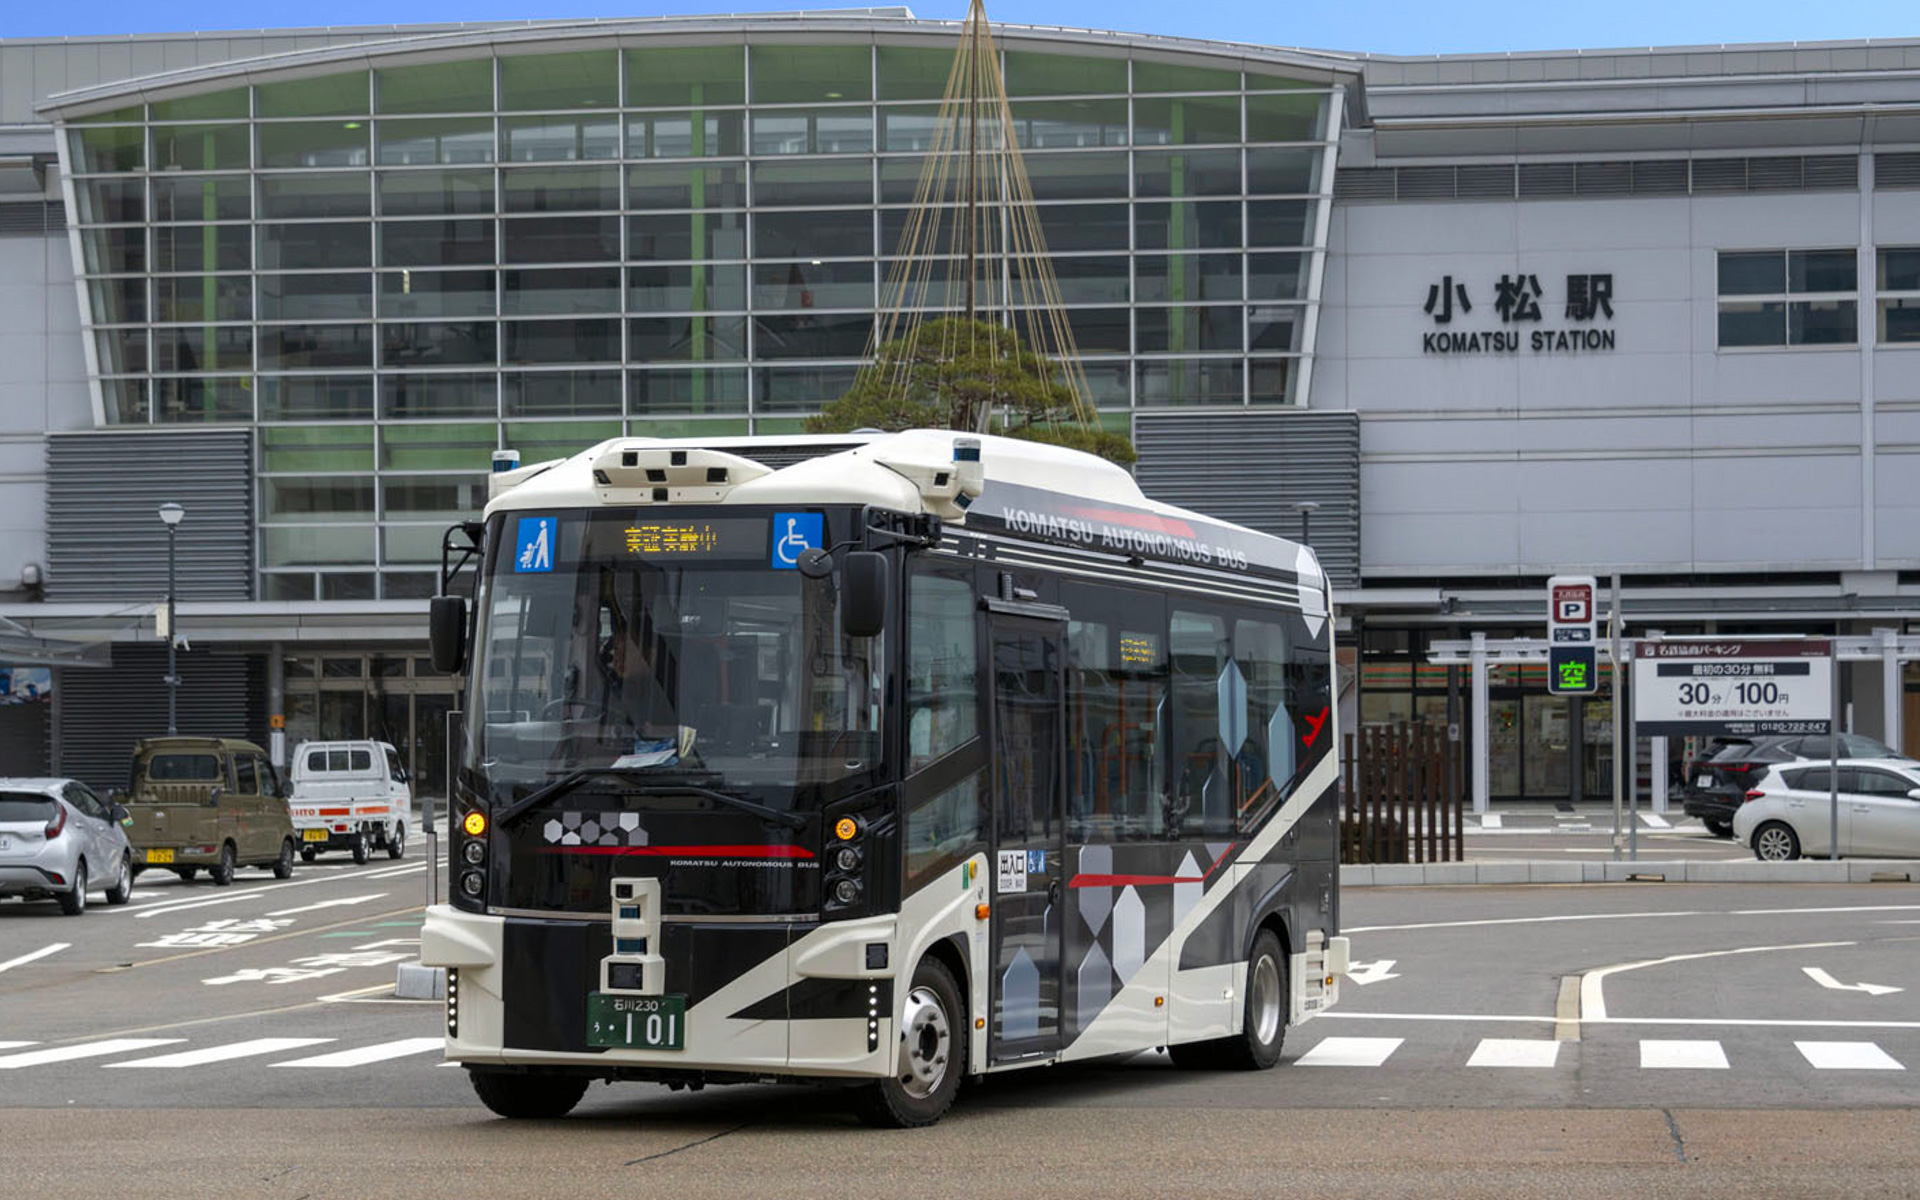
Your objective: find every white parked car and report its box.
[1732,758,1920,861]
[286,740,411,864]
[0,778,136,914]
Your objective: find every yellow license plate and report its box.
[302,829,329,842]
[145,848,175,864]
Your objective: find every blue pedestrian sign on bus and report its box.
[770,512,823,570]
[515,516,556,573]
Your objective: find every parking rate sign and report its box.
[1631,639,1833,737]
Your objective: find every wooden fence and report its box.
[1340,723,1464,864]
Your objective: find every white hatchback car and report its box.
[0,778,136,914]
[1732,758,1920,861]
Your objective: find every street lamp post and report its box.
[158,503,184,736]
[1294,500,1320,549]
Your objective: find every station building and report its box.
[0,9,1914,804]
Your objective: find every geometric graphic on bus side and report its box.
[1075,941,1114,1033]
[1000,947,1040,1041]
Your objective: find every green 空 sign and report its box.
[1549,646,1597,695]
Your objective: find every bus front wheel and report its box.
[855,955,964,1128]
[1168,928,1289,1071]
[468,1069,589,1120]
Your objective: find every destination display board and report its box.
[1631,639,1832,737]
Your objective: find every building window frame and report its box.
[1715,247,1858,351]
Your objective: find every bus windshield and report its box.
[468,510,884,812]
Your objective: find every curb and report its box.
[395,961,446,999]
[1342,860,1919,886]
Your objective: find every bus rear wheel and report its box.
[1168,928,1288,1071]
[468,1070,589,1120]
[855,955,963,1128]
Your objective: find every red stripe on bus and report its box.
[1067,847,1238,889]
[543,844,816,860]
[1062,506,1198,539]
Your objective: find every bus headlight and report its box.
[832,844,862,873]
[460,870,484,898]
[832,878,862,905]
[462,840,486,866]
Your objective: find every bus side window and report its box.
[1063,581,1167,842]
[1233,616,1291,830]
[906,566,978,772]
[1170,608,1231,837]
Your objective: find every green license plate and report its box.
[587,993,686,1051]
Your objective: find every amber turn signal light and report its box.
[975,903,991,920]
[462,811,487,837]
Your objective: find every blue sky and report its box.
[3,0,1911,55]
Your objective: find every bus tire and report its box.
[1168,928,1288,1071]
[468,1069,589,1120]
[855,955,964,1129]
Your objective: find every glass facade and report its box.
[61,38,1337,599]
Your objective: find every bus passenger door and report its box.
[987,614,1066,1065]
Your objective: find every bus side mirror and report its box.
[429,595,468,675]
[841,552,889,640]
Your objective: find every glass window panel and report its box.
[628,111,744,158]
[1026,306,1130,354]
[380,219,494,267]
[101,378,150,424]
[502,215,619,264]
[754,208,872,259]
[1790,250,1856,293]
[259,221,369,270]
[504,318,620,363]
[1132,58,1239,93]
[628,210,748,261]
[154,376,253,422]
[1011,153,1130,202]
[877,256,1001,310]
[264,527,376,568]
[754,312,873,359]
[262,573,316,601]
[1004,51,1127,97]
[259,172,370,219]
[1249,304,1305,352]
[878,155,931,203]
[378,169,494,216]
[627,162,745,209]
[259,324,374,370]
[1134,95,1240,146]
[152,124,250,171]
[155,274,252,322]
[86,276,147,324]
[383,573,442,599]
[70,126,145,173]
[1136,357,1244,406]
[1248,252,1308,300]
[1789,299,1857,345]
[629,262,747,311]
[1717,301,1785,346]
[259,375,374,420]
[81,227,145,274]
[257,121,370,169]
[879,206,1002,257]
[1036,202,1130,252]
[383,475,489,521]
[380,373,496,420]
[377,118,496,166]
[258,273,370,320]
[500,51,618,111]
[1247,147,1321,194]
[1249,357,1297,404]
[74,178,144,224]
[501,419,623,463]
[1718,251,1784,296]
[1135,201,1241,250]
[381,422,498,470]
[265,477,375,521]
[1012,98,1129,149]
[1043,256,1131,305]
[152,175,249,223]
[381,321,497,368]
[323,574,378,601]
[503,369,622,417]
[257,73,369,118]
[72,105,144,124]
[502,266,621,315]
[1247,92,1327,142]
[261,424,376,472]
[752,259,872,309]
[1136,253,1241,303]
[751,110,874,155]
[1880,248,1920,292]
[1080,360,1131,407]
[1136,148,1242,197]
[626,46,745,108]
[95,329,148,374]
[151,90,246,121]
[377,61,494,114]
[502,114,619,162]
[878,106,944,153]
[379,269,496,318]
[502,164,620,212]
[628,314,748,362]
[750,45,871,104]
[753,364,860,412]
[152,224,251,271]
[754,159,872,207]
[877,46,954,101]
[629,367,749,413]
[1881,298,1920,343]
[1246,71,1322,92]
[1247,199,1315,247]
[154,325,251,371]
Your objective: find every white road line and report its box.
[265,893,386,917]
[1479,814,1503,829]
[1581,941,1853,1021]
[1795,1041,1905,1070]
[0,943,69,973]
[1348,904,1920,935]
[0,1039,183,1069]
[1319,1010,1920,1030]
[0,1041,36,1051]
[131,893,260,920]
[1640,1040,1729,1069]
[1466,1038,1561,1068]
[1294,1036,1402,1067]
[271,1037,444,1068]
[1639,813,1672,829]
[106,1037,335,1068]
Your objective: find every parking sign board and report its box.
[1632,639,1832,737]
[1546,575,1597,694]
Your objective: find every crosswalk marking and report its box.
[1295,1036,1402,1067]
[0,1039,183,1069]
[105,1037,335,1069]
[1795,1041,1906,1071]
[271,1037,445,1068]
[1467,1038,1561,1068]
[1640,1039,1729,1069]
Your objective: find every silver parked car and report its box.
[0,778,136,915]
[1732,759,1920,862]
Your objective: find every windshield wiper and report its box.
[493,767,807,831]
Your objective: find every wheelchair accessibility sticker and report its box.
[515,516,556,573]
[770,512,823,570]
